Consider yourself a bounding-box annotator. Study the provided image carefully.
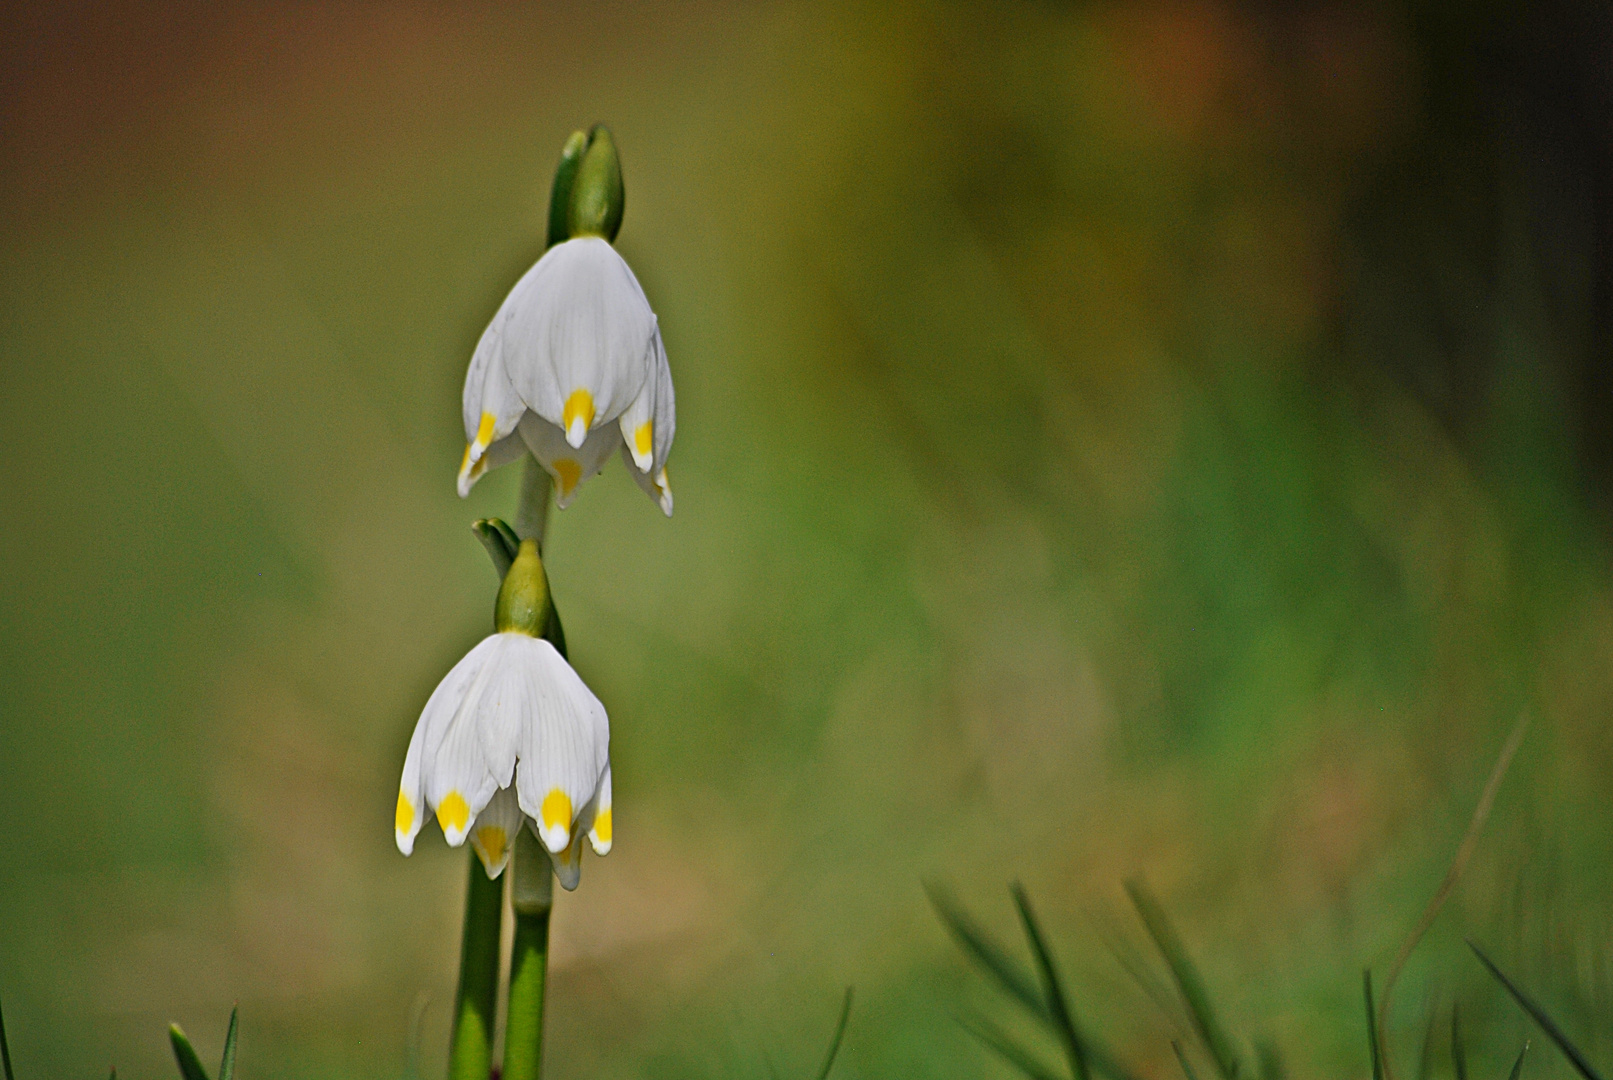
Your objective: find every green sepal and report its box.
[545,602,567,660]
[472,518,521,579]
[567,125,624,242]
[495,539,552,637]
[169,1025,212,1080]
[546,130,589,249]
[218,1007,238,1080]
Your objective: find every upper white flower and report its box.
[395,540,613,889]
[458,236,675,516]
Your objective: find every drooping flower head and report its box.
[395,538,611,888]
[458,126,675,515]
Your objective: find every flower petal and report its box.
[457,430,527,498]
[511,638,610,854]
[517,412,617,508]
[419,636,511,846]
[497,237,657,442]
[398,633,500,853]
[468,785,522,878]
[622,445,674,516]
[460,330,527,494]
[546,826,584,891]
[587,762,612,856]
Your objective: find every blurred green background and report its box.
[3,2,1612,1077]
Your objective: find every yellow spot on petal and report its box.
[562,389,595,435]
[475,411,497,448]
[436,791,470,836]
[540,789,573,832]
[472,825,508,864]
[592,808,612,845]
[553,458,582,496]
[396,791,414,835]
[633,421,653,458]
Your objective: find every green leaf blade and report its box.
[1468,940,1606,1080]
[1012,882,1091,1080]
[1126,880,1241,1080]
[169,1025,212,1080]
[925,881,1051,1023]
[813,987,854,1080]
[219,1007,238,1080]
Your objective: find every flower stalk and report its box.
[502,828,555,1080]
[447,856,504,1080]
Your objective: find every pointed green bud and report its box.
[494,538,552,636]
[546,130,589,249]
[567,125,624,242]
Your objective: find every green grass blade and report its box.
[957,1014,1066,1080]
[471,519,518,579]
[1175,1041,1203,1080]
[925,881,1050,1021]
[0,999,15,1080]
[1468,940,1607,1080]
[169,1025,212,1080]
[218,1007,238,1080]
[813,987,853,1080]
[1126,880,1241,1080]
[1364,971,1383,1080]
[1452,1004,1467,1080]
[1505,1042,1529,1080]
[1012,883,1091,1080]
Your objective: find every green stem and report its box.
[515,457,552,547]
[503,829,554,1080]
[448,855,504,1080]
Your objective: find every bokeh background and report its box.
[3,2,1612,1077]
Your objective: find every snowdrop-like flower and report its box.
[395,539,611,889]
[458,128,675,516]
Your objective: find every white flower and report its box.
[458,236,675,516]
[394,542,613,889]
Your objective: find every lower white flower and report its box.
[394,540,612,889]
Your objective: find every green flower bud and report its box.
[567,125,624,243]
[546,130,589,249]
[494,538,552,637]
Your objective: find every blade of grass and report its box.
[1174,1041,1203,1080]
[926,881,1050,1021]
[1468,940,1607,1080]
[1365,972,1383,1080]
[1453,1005,1467,1080]
[169,1025,212,1080]
[813,988,854,1080]
[1505,1043,1529,1080]
[0,999,14,1080]
[1125,880,1241,1080]
[1379,715,1528,1080]
[1012,883,1091,1080]
[957,1013,1066,1080]
[218,1007,238,1080]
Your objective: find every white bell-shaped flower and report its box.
[394,540,612,888]
[458,236,675,516]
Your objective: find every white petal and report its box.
[459,331,528,495]
[510,638,610,854]
[617,352,656,473]
[419,635,514,846]
[457,430,527,498]
[587,761,612,856]
[395,709,429,855]
[517,412,617,509]
[496,238,657,442]
[397,634,497,853]
[645,326,676,473]
[468,786,522,878]
[546,826,584,891]
[622,445,674,517]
